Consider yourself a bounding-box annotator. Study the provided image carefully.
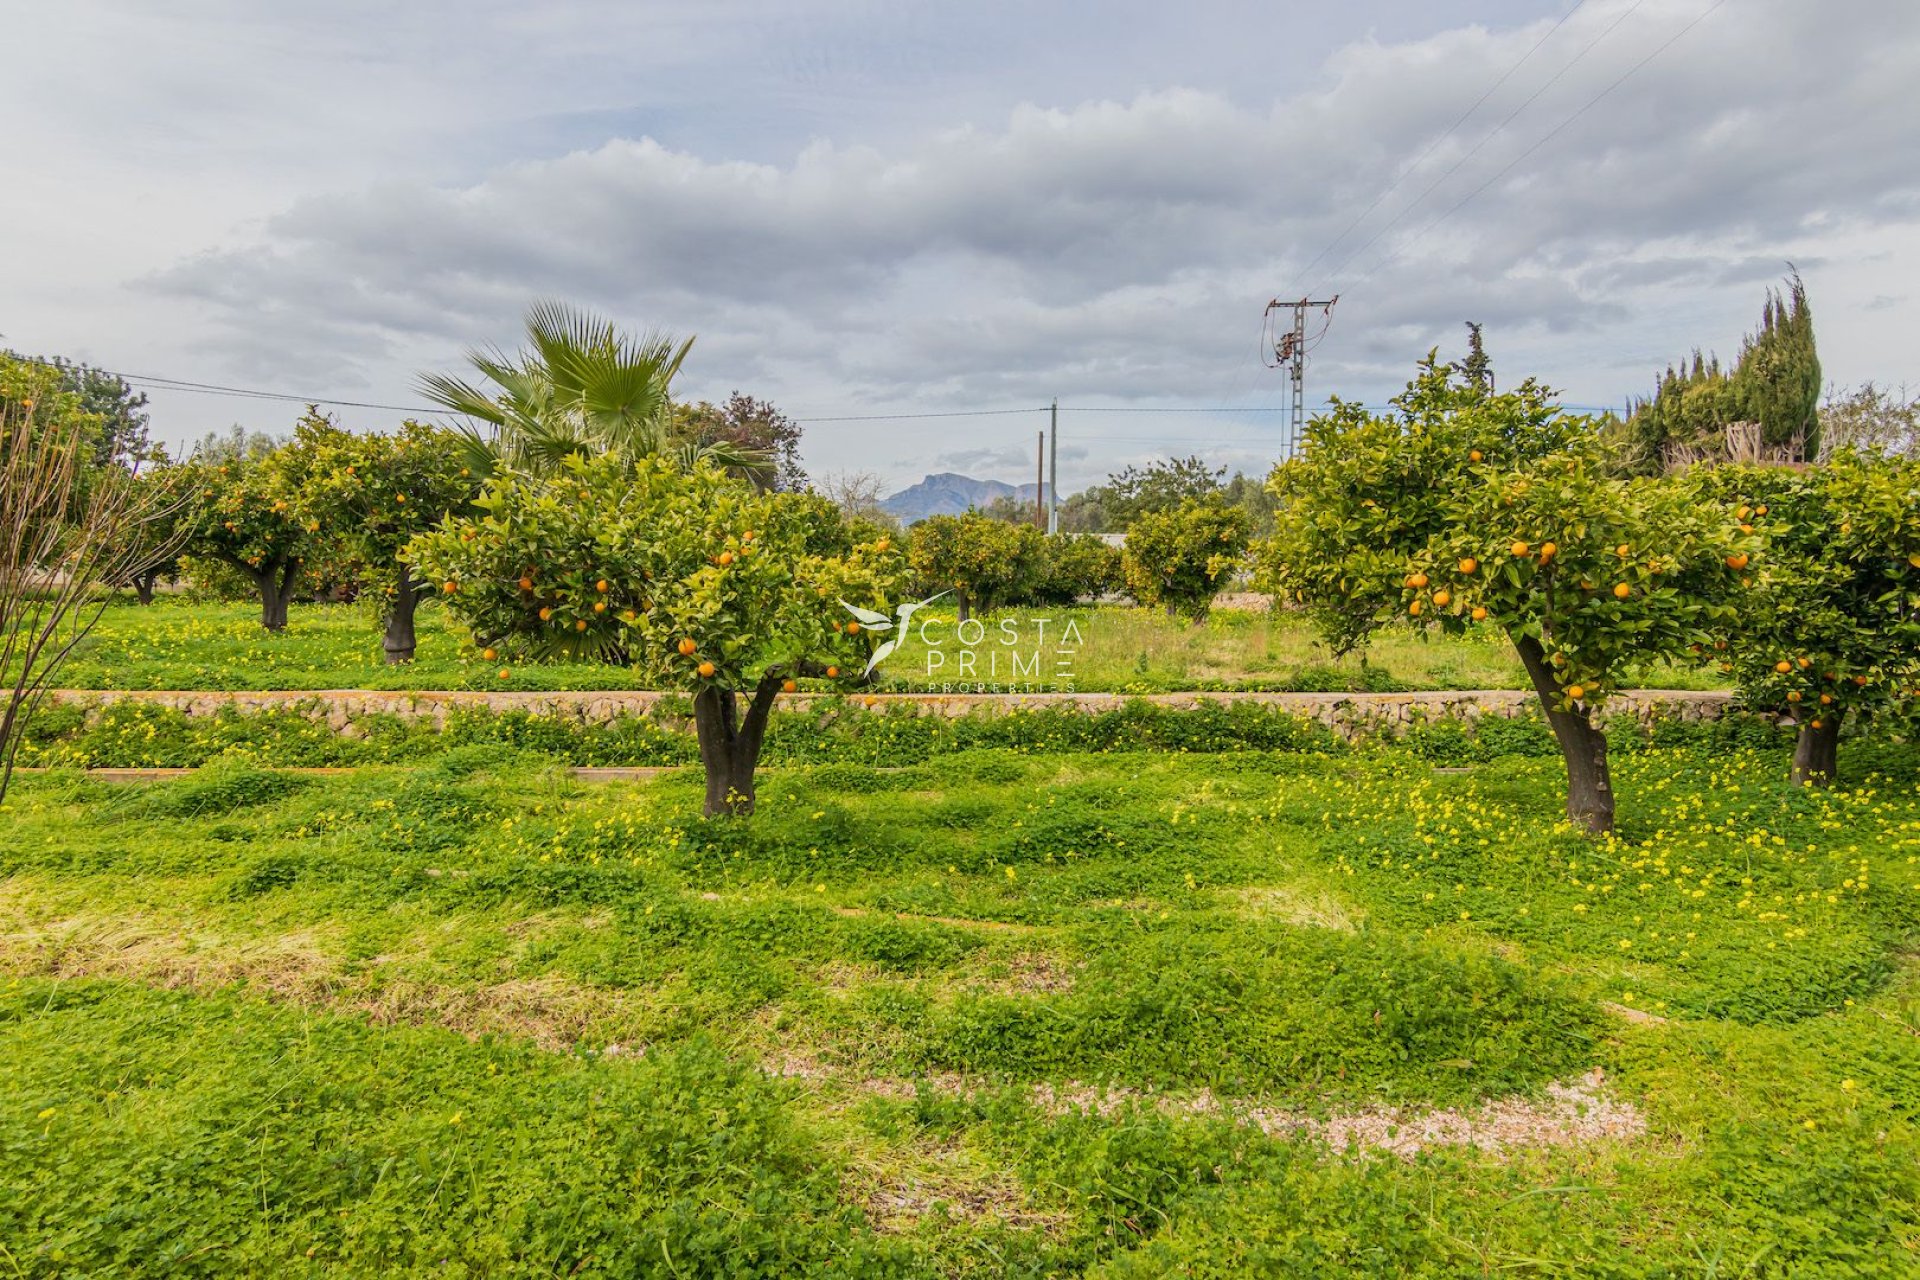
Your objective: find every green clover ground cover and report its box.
[3,736,1918,1275]
[54,597,1727,694]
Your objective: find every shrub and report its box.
[906,512,1046,620]
[1121,499,1250,623]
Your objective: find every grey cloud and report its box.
[23,0,1920,484]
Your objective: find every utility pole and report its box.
[1265,295,1338,457]
[1047,399,1059,535]
[1034,430,1046,530]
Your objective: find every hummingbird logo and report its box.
[840,592,949,677]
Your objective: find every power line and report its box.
[1316,0,1646,289]
[1291,0,1590,292]
[1347,0,1730,290]
[793,406,1048,423]
[88,361,1617,433]
[105,369,456,415]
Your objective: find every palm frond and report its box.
[417,373,509,426]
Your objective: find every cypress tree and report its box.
[1626,272,1821,467]
[1735,269,1821,457]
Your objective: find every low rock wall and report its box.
[48,687,1736,741]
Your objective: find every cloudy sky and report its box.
[3,0,1916,492]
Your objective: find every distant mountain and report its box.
[879,472,1041,523]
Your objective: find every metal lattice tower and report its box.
[1266,296,1338,457]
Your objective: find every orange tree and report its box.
[1687,454,1920,786]
[1036,534,1125,604]
[408,455,903,816]
[177,446,321,631]
[1121,497,1250,622]
[115,462,197,604]
[288,413,475,663]
[1260,357,1751,834]
[906,512,1044,621]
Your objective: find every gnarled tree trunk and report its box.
[1790,710,1842,787]
[691,672,785,817]
[255,562,296,632]
[1512,631,1614,835]
[382,569,421,664]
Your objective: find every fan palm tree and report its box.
[419,301,759,479]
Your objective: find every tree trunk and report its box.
[382,570,421,664]
[1511,631,1614,835]
[691,673,784,817]
[1790,710,1843,787]
[255,560,295,632]
[956,591,971,624]
[133,572,156,606]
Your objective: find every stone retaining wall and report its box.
[48,687,1736,741]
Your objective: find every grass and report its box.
[57,596,1730,693]
[4,736,1918,1274]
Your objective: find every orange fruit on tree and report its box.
[593,600,606,613]
[1775,660,1792,673]
[697,660,716,678]
[1736,505,1751,519]
[1612,582,1631,599]
[826,665,840,678]
[1458,557,1478,574]
[1568,684,1586,700]
[1798,656,1813,669]
[677,637,697,656]
[782,679,797,693]
[1469,449,1484,463]
[1810,718,1824,729]
[1739,523,1754,535]
[847,620,861,633]
[1908,553,1920,569]
[1408,600,1423,616]
[1726,553,1749,570]
[1754,505,1768,516]
[497,668,511,680]
[596,579,609,593]
[539,606,554,621]
[1819,693,1833,705]
[574,619,588,631]
[442,580,458,593]
[1510,540,1530,557]
[482,648,498,661]
[718,551,735,566]
[1431,589,1451,607]
[519,576,534,591]
[1852,675,1869,687]
[1539,541,1558,562]
[1616,544,1630,557]
[1787,691,1801,703]
[875,538,890,551]
[1408,572,1430,588]
[1470,605,1487,621]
